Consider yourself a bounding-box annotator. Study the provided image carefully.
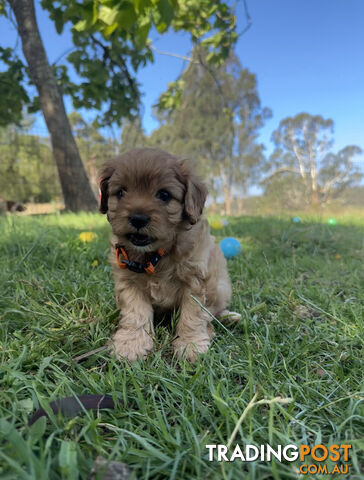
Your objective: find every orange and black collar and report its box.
[115,244,166,274]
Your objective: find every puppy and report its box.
[99,148,240,362]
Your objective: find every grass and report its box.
[0,212,363,479]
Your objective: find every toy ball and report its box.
[210,219,224,229]
[292,217,301,223]
[79,231,98,243]
[327,218,337,226]
[219,237,242,259]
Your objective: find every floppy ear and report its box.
[184,172,208,225]
[98,163,115,214]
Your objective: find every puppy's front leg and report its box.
[173,292,211,362]
[111,286,154,361]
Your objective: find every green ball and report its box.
[327,218,337,226]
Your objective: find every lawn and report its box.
[0,212,363,479]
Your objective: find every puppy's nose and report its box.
[129,213,150,230]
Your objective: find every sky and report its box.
[1,0,364,166]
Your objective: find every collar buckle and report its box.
[115,244,165,274]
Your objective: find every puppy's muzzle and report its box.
[129,213,150,230]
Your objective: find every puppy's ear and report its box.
[184,172,208,225]
[98,163,115,214]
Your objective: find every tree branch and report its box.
[263,167,302,181]
[149,44,198,63]
[89,34,137,96]
[237,0,253,37]
[52,46,76,66]
[321,172,350,195]
[292,144,306,179]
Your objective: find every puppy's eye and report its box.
[115,189,124,199]
[156,190,171,202]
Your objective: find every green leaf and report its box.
[0,0,8,17]
[92,0,98,24]
[135,19,151,47]
[29,416,47,443]
[152,4,170,33]
[0,418,12,437]
[53,9,64,34]
[0,418,40,471]
[103,22,118,37]
[98,5,119,26]
[59,441,78,480]
[133,0,150,14]
[73,19,87,32]
[18,398,34,413]
[115,5,137,30]
[157,0,174,26]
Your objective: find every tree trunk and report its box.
[88,155,99,197]
[9,0,98,212]
[219,166,233,216]
[223,189,232,215]
[311,189,320,208]
[309,146,320,209]
[236,196,244,215]
[227,198,232,215]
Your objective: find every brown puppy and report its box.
[99,148,240,362]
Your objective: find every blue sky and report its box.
[1,0,364,165]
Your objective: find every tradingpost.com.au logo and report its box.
[206,443,352,475]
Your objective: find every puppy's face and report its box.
[99,149,207,253]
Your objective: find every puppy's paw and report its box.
[111,327,153,362]
[173,337,210,362]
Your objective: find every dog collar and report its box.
[115,244,166,274]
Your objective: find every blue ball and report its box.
[292,216,301,223]
[219,237,242,259]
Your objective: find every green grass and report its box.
[0,212,363,480]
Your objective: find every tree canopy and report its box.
[149,47,271,214]
[1,0,239,126]
[1,1,361,213]
[0,46,31,127]
[0,0,242,211]
[264,113,363,208]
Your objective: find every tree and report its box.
[319,145,363,203]
[150,48,271,214]
[265,113,363,208]
[0,122,61,202]
[120,117,147,152]
[40,0,239,125]
[1,0,238,211]
[69,112,118,196]
[6,0,98,211]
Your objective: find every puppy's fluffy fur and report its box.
[99,148,239,361]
